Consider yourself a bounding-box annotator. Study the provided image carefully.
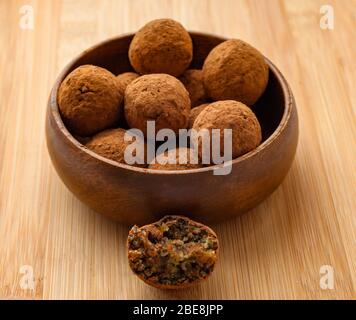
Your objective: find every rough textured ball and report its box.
[192,100,262,159]
[85,128,147,167]
[129,19,193,77]
[202,39,269,105]
[116,72,139,92]
[149,147,202,170]
[179,69,208,107]
[127,215,219,289]
[124,74,191,135]
[188,103,210,128]
[58,65,123,136]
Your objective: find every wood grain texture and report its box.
[0,0,355,300]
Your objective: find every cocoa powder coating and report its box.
[85,128,147,167]
[128,19,193,77]
[188,103,210,128]
[58,65,123,136]
[116,72,140,92]
[124,74,191,135]
[192,100,262,159]
[179,69,208,107]
[149,147,202,170]
[202,39,269,105]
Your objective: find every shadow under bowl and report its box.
[46,32,299,225]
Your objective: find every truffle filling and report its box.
[128,216,218,286]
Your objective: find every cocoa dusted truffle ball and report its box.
[58,65,123,136]
[116,72,139,92]
[149,147,201,170]
[129,19,193,77]
[188,103,210,128]
[179,69,208,107]
[85,128,147,167]
[124,74,190,135]
[202,39,269,105]
[127,215,219,289]
[192,100,262,159]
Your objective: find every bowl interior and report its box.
[56,32,285,155]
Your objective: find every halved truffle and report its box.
[127,215,219,289]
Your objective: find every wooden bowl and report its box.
[46,32,298,225]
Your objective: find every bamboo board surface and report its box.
[0,0,355,300]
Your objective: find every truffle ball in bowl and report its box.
[129,19,193,76]
[58,65,123,136]
[202,39,269,105]
[124,74,191,135]
[85,128,147,167]
[192,100,262,160]
[149,147,202,171]
[116,72,139,91]
[179,69,208,107]
[188,103,210,128]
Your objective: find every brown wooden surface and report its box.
[0,0,355,299]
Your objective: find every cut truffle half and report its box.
[127,215,219,289]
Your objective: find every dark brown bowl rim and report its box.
[49,31,294,175]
